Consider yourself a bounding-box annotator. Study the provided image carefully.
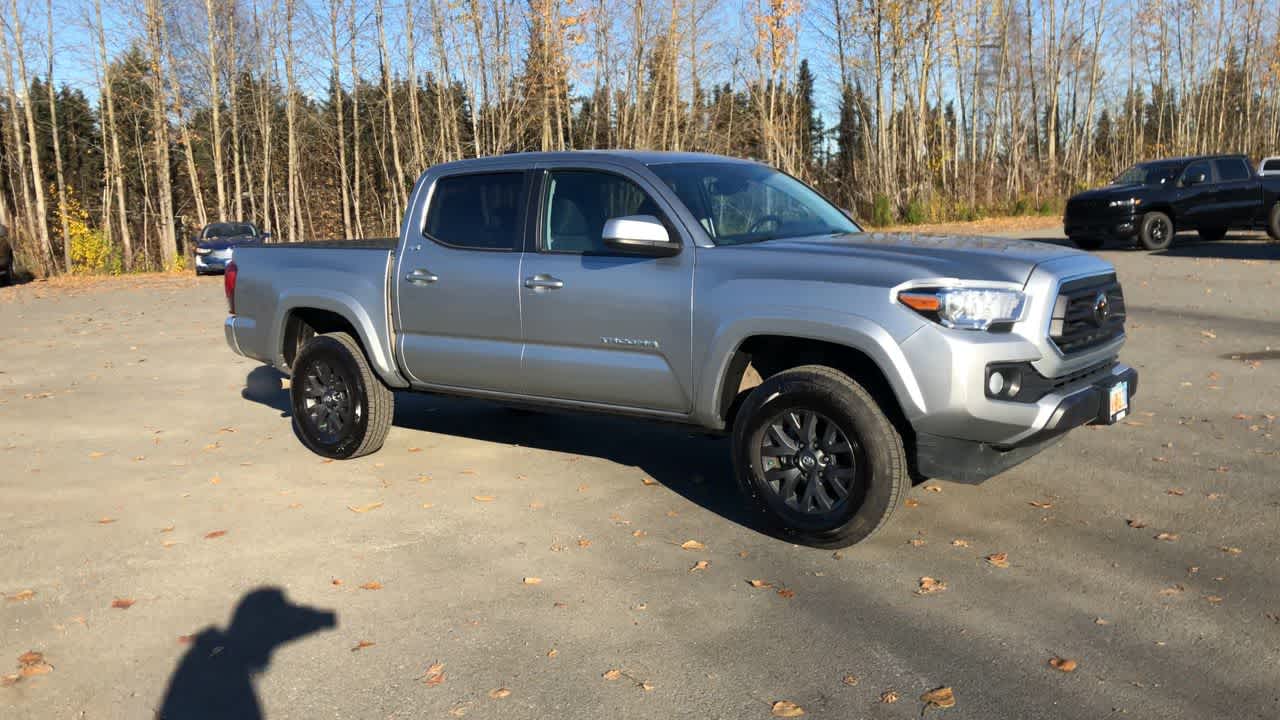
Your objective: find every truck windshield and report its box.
[1112,163,1178,186]
[649,162,860,245]
[205,223,257,238]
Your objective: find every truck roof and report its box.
[428,150,762,173]
[1141,153,1250,165]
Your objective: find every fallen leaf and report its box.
[204,530,227,539]
[1154,532,1179,542]
[920,686,956,709]
[632,530,646,538]
[908,538,926,547]
[522,577,543,585]
[680,540,706,551]
[880,690,900,704]
[603,669,622,681]
[359,581,383,590]
[577,538,591,549]
[690,560,709,572]
[447,706,467,717]
[916,577,947,595]
[351,640,376,652]
[1028,500,1053,509]
[950,539,970,548]
[842,674,859,686]
[748,579,774,589]
[331,578,343,586]
[98,517,116,525]
[546,649,558,658]
[17,651,52,677]
[1,673,19,686]
[1205,595,1224,604]
[488,688,511,699]
[904,498,920,508]
[421,503,434,509]
[831,551,844,559]
[640,680,655,691]
[408,447,422,453]
[776,588,796,599]
[923,484,942,493]
[770,700,806,717]
[89,451,105,458]
[1215,465,1230,473]
[1220,546,1243,555]
[1165,488,1185,496]
[110,598,135,609]
[422,662,446,686]
[641,477,658,486]
[1123,420,1145,427]
[473,495,496,503]
[209,475,222,485]
[347,502,383,513]
[1126,518,1148,529]
[1159,584,1185,596]
[1049,657,1078,672]
[17,651,44,667]
[160,526,175,533]
[6,589,35,602]
[1094,617,1110,625]
[1233,413,1251,420]
[986,552,1010,568]
[1200,330,1217,339]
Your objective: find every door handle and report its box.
[405,268,438,285]
[524,274,564,290]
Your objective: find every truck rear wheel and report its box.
[731,365,907,548]
[1268,203,1280,241]
[1138,211,1174,251]
[290,332,393,459]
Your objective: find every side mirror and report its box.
[602,215,680,257]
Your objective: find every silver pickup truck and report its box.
[224,151,1137,546]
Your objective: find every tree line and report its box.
[1,0,1278,275]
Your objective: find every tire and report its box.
[731,365,908,548]
[1268,203,1280,241]
[1070,235,1104,251]
[1138,211,1174,251]
[290,332,393,459]
[1198,227,1227,242]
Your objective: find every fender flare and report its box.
[271,289,410,388]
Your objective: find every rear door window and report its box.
[1262,159,1280,173]
[1213,158,1251,182]
[424,172,526,251]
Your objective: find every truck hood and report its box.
[1069,183,1148,201]
[730,231,1081,286]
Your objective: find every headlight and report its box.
[196,247,212,255]
[1108,197,1142,208]
[898,287,1027,331]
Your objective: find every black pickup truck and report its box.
[1064,154,1280,251]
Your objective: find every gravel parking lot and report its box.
[2,230,1278,719]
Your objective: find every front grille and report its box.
[1050,274,1126,354]
[1065,197,1107,218]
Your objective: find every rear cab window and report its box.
[424,172,527,251]
[1213,158,1251,182]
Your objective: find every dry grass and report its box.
[882,215,1061,236]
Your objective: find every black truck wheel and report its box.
[1138,211,1174,251]
[731,365,907,548]
[1198,227,1227,242]
[1070,236,1104,251]
[1268,203,1280,241]
[290,332,393,459]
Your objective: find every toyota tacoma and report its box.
[223,151,1137,546]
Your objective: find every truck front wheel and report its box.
[290,332,394,459]
[1138,211,1174,251]
[731,365,908,548]
[1268,203,1280,241]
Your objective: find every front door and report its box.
[1172,160,1215,229]
[395,170,528,394]
[519,166,696,414]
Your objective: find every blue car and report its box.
[194,222,266,275]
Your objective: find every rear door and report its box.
[1172,160,1215,229]
[518,162,696,414]
[1211,157,1260,227]
[394,168,529,393]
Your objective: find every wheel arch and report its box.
[273,291,409,388]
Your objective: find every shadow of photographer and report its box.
[155,587,336,720]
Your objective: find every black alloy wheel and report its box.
[290,332,393,459]
[753,409,864,518]
[1138,211,1174,251]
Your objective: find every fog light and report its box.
[988,372,1006,396]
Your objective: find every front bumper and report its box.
[195,251,232,273]
[1063,212,1140,239]
[916,364,1138,483]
